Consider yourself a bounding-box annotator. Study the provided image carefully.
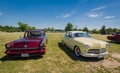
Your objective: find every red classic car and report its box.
[5,30,47,57]
[107,32,120,43]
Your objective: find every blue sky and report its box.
[0,0,120,29]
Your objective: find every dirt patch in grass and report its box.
[111,53,120,59]
[90,55,120,69]
[101,59,120,68]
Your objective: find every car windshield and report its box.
[25,31,44,38]
[115,32,120,35]
[74,33,91,38]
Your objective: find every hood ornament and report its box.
[24,45,27,48]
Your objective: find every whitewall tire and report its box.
[74,46,81,57]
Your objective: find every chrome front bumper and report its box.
[81,51,108,58]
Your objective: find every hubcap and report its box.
[112,39,116,43]
[75,47,80,56]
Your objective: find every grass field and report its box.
[0,32,120,73]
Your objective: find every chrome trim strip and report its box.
[9,47,40,50]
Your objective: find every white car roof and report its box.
[67,31,87,33]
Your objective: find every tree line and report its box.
[43,23,120,34]
[0,22,35,32]
[0,22,119,34]
[65,23,120,34]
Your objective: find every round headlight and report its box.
[6,44,11,48]
[85,45,89,49]
[106,44,109,48]
[40,43,44,47]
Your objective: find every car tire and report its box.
[74,46,81,57]
[61,41,65,45]
[99,57,104,60]
[111,39,117,43]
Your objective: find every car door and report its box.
[63,32,70,46]
[64,32,74,49]
[116,33,120,41]
[67,32,74,50]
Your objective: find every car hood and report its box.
[9,37,43,48]
[74,37,108,49]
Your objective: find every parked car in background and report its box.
[107,32,120,43]
[62,31,109,58]
[5,29,47,57]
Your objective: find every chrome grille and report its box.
[88,49,100,54]
[100,48,106,53]
[87,48,106,54]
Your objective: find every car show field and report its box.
[0,32,120,73]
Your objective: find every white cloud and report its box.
[88,13,103,18]
[105,16,114,19]
[88,14,99,18]
[56,10,76,18]
[87,5,107,18]
[91,5,108,12]
[56,13,71,18]
[0,12,3,16]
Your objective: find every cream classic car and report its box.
[62,31,109,58]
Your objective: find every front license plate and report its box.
[21,54,29,57]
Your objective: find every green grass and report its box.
[0,32,120,73]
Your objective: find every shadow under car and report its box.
[0,55,43,62]
[58,42,104,62]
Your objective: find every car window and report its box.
[116,32,120,35]
[25,31,44,38]
[65,32,69,37]
[65,32,72,38]
[74,33,90,38]
[68,32,72,38]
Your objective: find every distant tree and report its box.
[73,27,78,31]
[82,27,89,33]
[46,27,54,32]
[92,29,99,34]
[31,26,36,30]
[26,26,32,30]
[78,28,82,31]
[100,25,106,34]
[65,23,73,31]
[0,25,20,32]
[47,27,51,31]
[106,28,113,34]
[51,27,54,32]
[54,29,64,32]
[113,28,119,32]
[0,25,2,31]
[18,22,36,31]
[18,22,28,31]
